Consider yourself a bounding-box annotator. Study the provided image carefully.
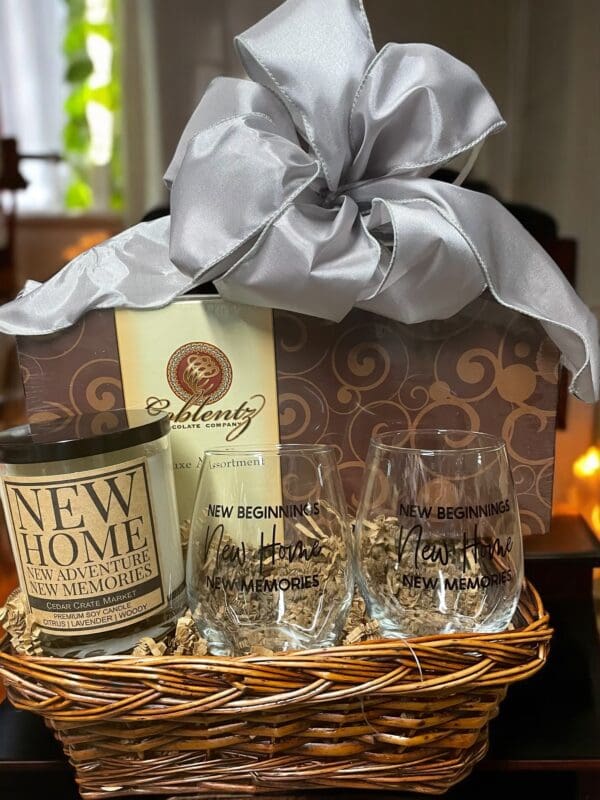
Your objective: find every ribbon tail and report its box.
[0,218,195,336]
[444,188,599,402]
[0,115,320,337]
[355,178,599,402]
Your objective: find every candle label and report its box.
[2,457,166,636]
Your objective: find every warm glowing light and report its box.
[62,231,112,262]
[573,446,600,479]
[568,446,600,537]
[591,504,600,534]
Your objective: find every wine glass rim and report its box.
[203,442,335,457]
[371,428,506,454]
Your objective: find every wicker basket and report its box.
[0,580,550,799]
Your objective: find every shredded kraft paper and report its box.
[0,587,381,657]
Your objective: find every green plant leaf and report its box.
[66,57,94,83]
[62,0,121,213]
[64,84,90,118]
[87,22,113,40]
[63,19,87,56]
[65,178,93,210]
[110,189,124,212]
[63,117,90,154]
[65,0,86,20]
[89,84,118,110]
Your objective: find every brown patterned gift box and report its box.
[16,290,559,537]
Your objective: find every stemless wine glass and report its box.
[187,443,353,655]
[355,429,524,637]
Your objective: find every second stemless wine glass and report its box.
[187,443,353,655]
[355,429,524,637]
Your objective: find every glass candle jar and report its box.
[0,410,185,656]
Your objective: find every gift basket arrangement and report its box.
[0,0,597,797]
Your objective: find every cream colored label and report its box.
[2,457,165,636]
[115,298,281,534]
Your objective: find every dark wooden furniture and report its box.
[483,515,600,799]
[0,137,61,300]
[1,515,599,799]
[0,138,28,300]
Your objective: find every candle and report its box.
[0,410,185,656]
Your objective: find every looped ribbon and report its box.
[0,0,597,400]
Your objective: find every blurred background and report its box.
[0,0,599,612]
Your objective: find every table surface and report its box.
[524,514,600,566]
[1,515,599,799]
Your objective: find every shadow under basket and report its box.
[0,580,551,799]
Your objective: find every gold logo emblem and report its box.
[167,342,232,405]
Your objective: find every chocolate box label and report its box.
[115,300,280,536]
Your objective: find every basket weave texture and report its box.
[0,580,551,799]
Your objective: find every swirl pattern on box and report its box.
[274,294,558,535]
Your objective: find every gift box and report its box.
[17,290,560,536]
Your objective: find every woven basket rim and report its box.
[0,579,550,670]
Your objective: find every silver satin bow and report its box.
[0,0,597,401]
